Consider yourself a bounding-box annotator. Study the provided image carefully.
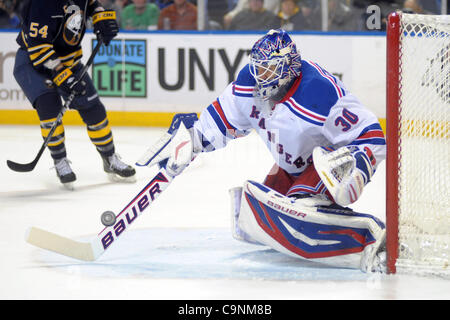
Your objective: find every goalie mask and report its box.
[249,29,302,105]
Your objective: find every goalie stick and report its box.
[6,36,104,173]
[26,168,174,261]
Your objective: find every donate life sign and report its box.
[92,39,147,98]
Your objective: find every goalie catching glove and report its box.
[136,113,202,177]
[313,145,375,207]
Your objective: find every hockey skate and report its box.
[53,157,76,190]
[102,153,136,182]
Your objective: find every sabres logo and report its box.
[63,4,84,46]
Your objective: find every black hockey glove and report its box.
[92,10,118,46]
[52,67,86,96]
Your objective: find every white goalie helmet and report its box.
[249,29,302,106]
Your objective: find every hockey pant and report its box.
[13,48,115,160]
[263,163,333,199]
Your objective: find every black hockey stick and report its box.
[7,37,104,173]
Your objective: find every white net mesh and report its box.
[397,14,449,277]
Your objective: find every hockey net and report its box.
[386,12,449,277]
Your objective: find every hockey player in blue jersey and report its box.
[138,29,387,272]
[13,0,135,188]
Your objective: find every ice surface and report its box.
[0,125,449,300]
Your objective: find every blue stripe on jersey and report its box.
[232,64,256,98]
[207,104,228,137]
[232,82,254,98]
[282,101,325,126]
[307,61,345,98]
[347,138,386,146]
[235,64,256,87]
[199,133,215,151]
[348,123,386,146]
[358,123,383,135]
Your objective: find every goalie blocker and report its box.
[230,180,386,272]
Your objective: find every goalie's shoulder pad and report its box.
[293,61,343,116]
[232,64,256,98]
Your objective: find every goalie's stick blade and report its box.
[6,159,38,173]
[26,227,96,261]
[26,169,174,261]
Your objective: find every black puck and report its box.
[101,210,117,227]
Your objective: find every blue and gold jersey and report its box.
[16,0,101,73]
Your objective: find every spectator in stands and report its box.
[98,0,122,10]
[157,0,197,30]
[328,0,358,31]
[297,0,321,30]
[0,0,20,28]
[207,0,230,29]
[402,0,432,14]
[95,0,124,26]
[223,0,279,29]
[151,0,174,10]
[277,0,308,31]
[421,0,449,14]
[121,0,160,30]
[114,0,131,11]
[228,0,279,30]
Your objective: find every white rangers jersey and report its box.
[193,60,386,177]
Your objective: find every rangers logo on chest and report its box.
[249,105,308,169]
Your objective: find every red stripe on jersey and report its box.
[357,130,385,140]
[308,61,344,98]
[212,100,234,130]
[287,98,327,122]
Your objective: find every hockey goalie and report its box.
[138,29,387,273]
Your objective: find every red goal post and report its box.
[386,12,449,277]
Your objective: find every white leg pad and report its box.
[229,186,262,245]
[232,180,386,271]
